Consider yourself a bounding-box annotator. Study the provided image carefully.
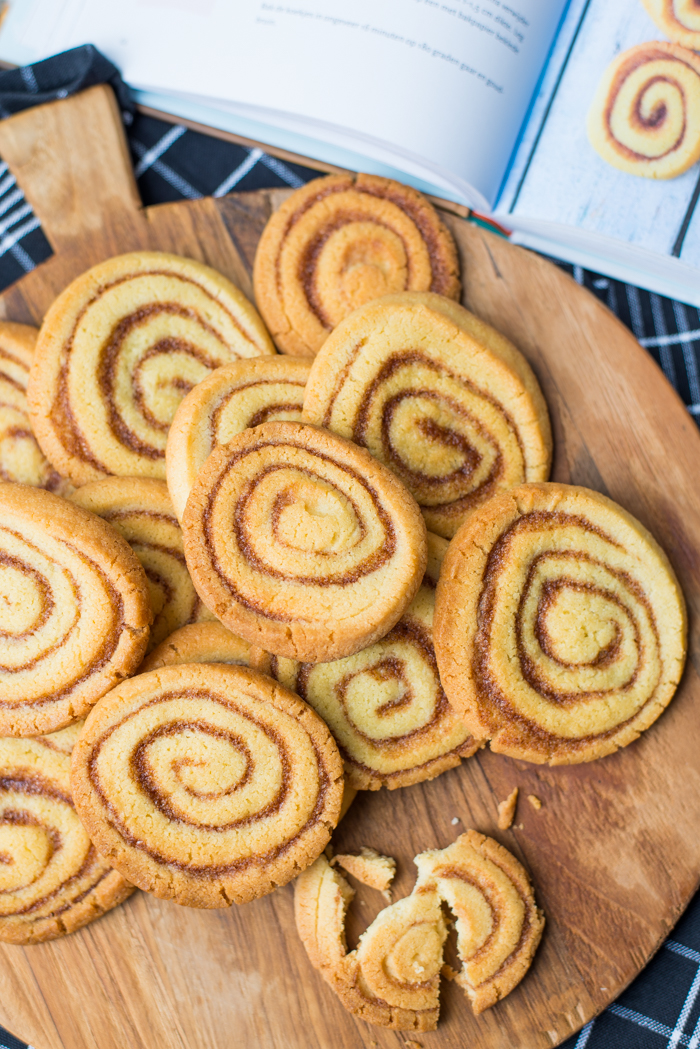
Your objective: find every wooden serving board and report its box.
[0,84,697,1049]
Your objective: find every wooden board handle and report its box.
[0,84,141,251]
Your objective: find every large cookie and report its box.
[434,483,687,764]
[28,251,275,485]
[0,726,133,944]
[166,356,310,520]
[182,421,427,663]
[304,292,551,538]
[0,483,151,735]
[70,663,344,907]
[71,477,213,652]
[253,174,460,357]
[271,532,481,789]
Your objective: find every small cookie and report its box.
[641,0,700,50]
[166,356,310,520]
[253,174,460,357]
[0,483,151,735]
[70,663,344,907]
[71,477,212,652]
[295,854,446,1031]
[0,322,72,496]
[304,292,551,538]
[270,532,480,789]
[331,848,396,898]
[140,621,271,674]
[28,251,275,486]
[0,728,133,943]
[182,421,427,663]
[434,483,687,764]
[587,42,700,179]
[414,831,544,1013]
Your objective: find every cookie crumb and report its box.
[451,816,460,825]
[528,794,543,811]
[497,787,519,829]
[441,963,458,980]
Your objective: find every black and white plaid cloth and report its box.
[0,49,698,1049]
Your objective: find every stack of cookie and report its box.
[0,173,686,1033]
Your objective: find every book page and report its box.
[0,0,567,208]
[497,0,700,269]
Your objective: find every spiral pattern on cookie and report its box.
[166,357,310,520]
[415,831,544,1013]
[641,0,700,49]
[0,323,71,495]
[28,251,275,486]
[295,854,446,1031]
[0,483,151,736]
[0,733,133,943]
[587,42,700,179]
[271,533,479,789]
[71,477,213,652]
[70,663,344,907]
[183,421,427,663]
[253,174,461,357]
[434,483,687,764]
[304,293,551,539]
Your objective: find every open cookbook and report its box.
[0,0,699,305]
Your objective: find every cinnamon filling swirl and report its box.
[253,174,460,357]
[0,734,132,944]
[183,421,427,664]
[70,663,344,907]
[305,293,551,538]
[29,252,274,485]
[434,483,687,764]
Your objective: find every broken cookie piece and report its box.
[332,848,396,899]
[415,831,545,1013]
[497,787,519,829]
[295,855,445,1031]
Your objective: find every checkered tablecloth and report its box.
[0,109,698,1049]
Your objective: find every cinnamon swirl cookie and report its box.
[0,322,71,495]
[270,532,481,790]
[182,421,427,663]
[587,42,700,179]
[140,621,271,674]
[253,174,460,357]
[414,831,544,1013]
[166,357,310,520]
[434,483,687,764]
[70,663,344,907]
[641,0,700,50]
[28,251,275,486]
[71,477,211,652]
[304,292,551,539]
[0,730,133,943]
[295,853,446,1031]
[0,483,151,736]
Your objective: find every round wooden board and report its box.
[0,86,697,1049]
